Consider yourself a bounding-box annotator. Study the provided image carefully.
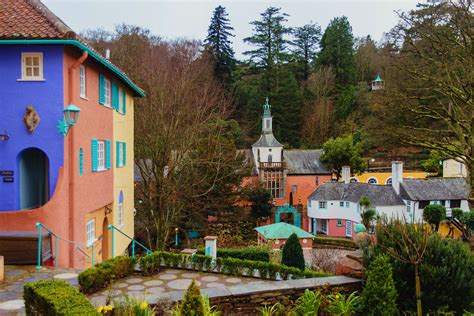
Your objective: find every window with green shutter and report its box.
[79,148,84,175]
[123,142,126,166]
[112,82,119,110]
[116,141,120,167]
[91,139,98,172]
[99,74,105,105]
[122,90,126,114]
[106,140,111,169]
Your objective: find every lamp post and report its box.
[367,158,375,171]
[63,105,81,130]
[175,227,179,247]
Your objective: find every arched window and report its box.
[268,154,272,162]
[350,177,359,183]
[118,191,124,227]
[367,177,378,184]
[385,177,392,185]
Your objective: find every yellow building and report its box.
[350,171,428,185]
[112,87,135,257]
[443,158,467,178]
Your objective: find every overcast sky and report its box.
[43,0,421,59]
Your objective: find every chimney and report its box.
[342,166,351,184]
[105,48,111,59]
[391,161,403,194]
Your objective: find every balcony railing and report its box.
[259,161,287,169]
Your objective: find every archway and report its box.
[102,217,109,260]
[275,204,301,227]
[18,148,49,210]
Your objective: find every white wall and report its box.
[308,200,361,223]
[252,146,283,171]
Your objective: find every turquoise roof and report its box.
[255,222,315,239]
[374,73,383,82]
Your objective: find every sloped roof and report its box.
[255,222,315,239]
[399,178,469,201]
[252,134,283,148]
[0,0,144,97]
[308,182,405,206]
[284,150,331,174]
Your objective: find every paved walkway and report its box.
[0,266,274,315]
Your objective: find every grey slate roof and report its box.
[252,134,283,148]
[308,182,405,206]
[399,178,469,201]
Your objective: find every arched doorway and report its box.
[102,217,109,260]
[19,148,49,210]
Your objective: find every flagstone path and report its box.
[0,266,275,315]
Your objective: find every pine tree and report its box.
[290,23,322,80]
[317,16,356,88]
[243,7,290,71]
[178,280,205,316]
[204,5,236,84]
[361,255,398,316]
[282,233,305,270]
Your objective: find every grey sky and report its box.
[43,0,421,59]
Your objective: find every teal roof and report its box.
[255,222,315,239]
[374,73,383,82]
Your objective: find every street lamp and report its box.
[367,158,375,171]
[63,104,81,127]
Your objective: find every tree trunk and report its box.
[415,264,422,316]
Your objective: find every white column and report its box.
[204,236,217,260]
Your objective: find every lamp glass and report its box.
[63,105,81,126]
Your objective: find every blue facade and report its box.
[0,45,64,211]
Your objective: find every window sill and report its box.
[17,78,45,82]
[87,238,98,247]
[80,96,88,100]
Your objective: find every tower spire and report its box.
[263,97,271,117]
[262,97,272,134]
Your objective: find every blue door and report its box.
[19,148,49,210]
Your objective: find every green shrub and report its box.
[423,204,446,231]
[293,289,322,315]
[24,280,97,315]
[361,255,398,315]
[179,280,205,316]
[78,256,135,294]
[196,246,270,262]
[314,237,357,249]
[326,292,361,315]
[282,233,305,270]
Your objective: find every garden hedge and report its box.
[24,280,97,315]
[78,255,135,294]
[196,246,270,262]
[314,237,357,249]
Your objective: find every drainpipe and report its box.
[68,51,88,268]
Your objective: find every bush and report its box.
[423,204,446,231]
[326,292,361,315]
[24,280,97,315]
[314,237,357,249]
[178,280,205,316]
[282,233,305,270]
[196,246,270,262]
[293,289,322,315]
[361,255,398,315]
[78,256,135,294]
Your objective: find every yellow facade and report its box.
[112,88,135,257]
[350,171,428,185]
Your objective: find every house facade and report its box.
[0,0,143,268]
[308,161,470,238]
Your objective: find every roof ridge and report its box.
[25,0,76,39]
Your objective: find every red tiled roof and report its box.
[0,0,74,39]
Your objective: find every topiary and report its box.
[423,204,446,231]
[281,233,305,271]
[361,255,398,315]
[179,279,205,316]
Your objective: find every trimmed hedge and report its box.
[196,246,270,262]
[314,237,357,249]
[138,251,330,280]
[24,280,97,315]
[78,256,135,294]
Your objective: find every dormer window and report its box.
[21,53,43,80]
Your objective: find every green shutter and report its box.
[116,141,120,167]
[106,140,111,169]
[112,82,118,110]
[123,142,126,166]
[122,90,126,114]
[99,74,105,105]
[91,139,98,172]
[79,148,84,175]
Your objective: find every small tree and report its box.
[423,204,446,232]
[359,196,376,231]
[282,233,305,270]
[178,280,205,316]
[320,135,365,180]
[247,185,273,221]
[361,255,398,316]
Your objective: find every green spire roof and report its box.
[255,222,315,239]
[374,73,383,81]
[263,97,271,117]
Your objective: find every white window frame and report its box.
[345,201,350,208]
[97,141,106,171]
[104,78,111,107]
[337,219,343,227]
[319,201,327,209]
[21,52,44,81]
[118,87,125,113]
[79,65,86,98]
[367,177,378,184]
[339,201,344,207]
[118,142,124,167]
[86,219,96,246]
[118,198,123,228]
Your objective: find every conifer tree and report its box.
[178,280,205,316]
[361,255,398,316]
[290,22,322,80]
[282,233,305,270]
[204,5,236,84]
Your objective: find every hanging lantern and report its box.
[63,104,81,126]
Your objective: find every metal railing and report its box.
[107,224,152,258]
[36,222,94,269]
